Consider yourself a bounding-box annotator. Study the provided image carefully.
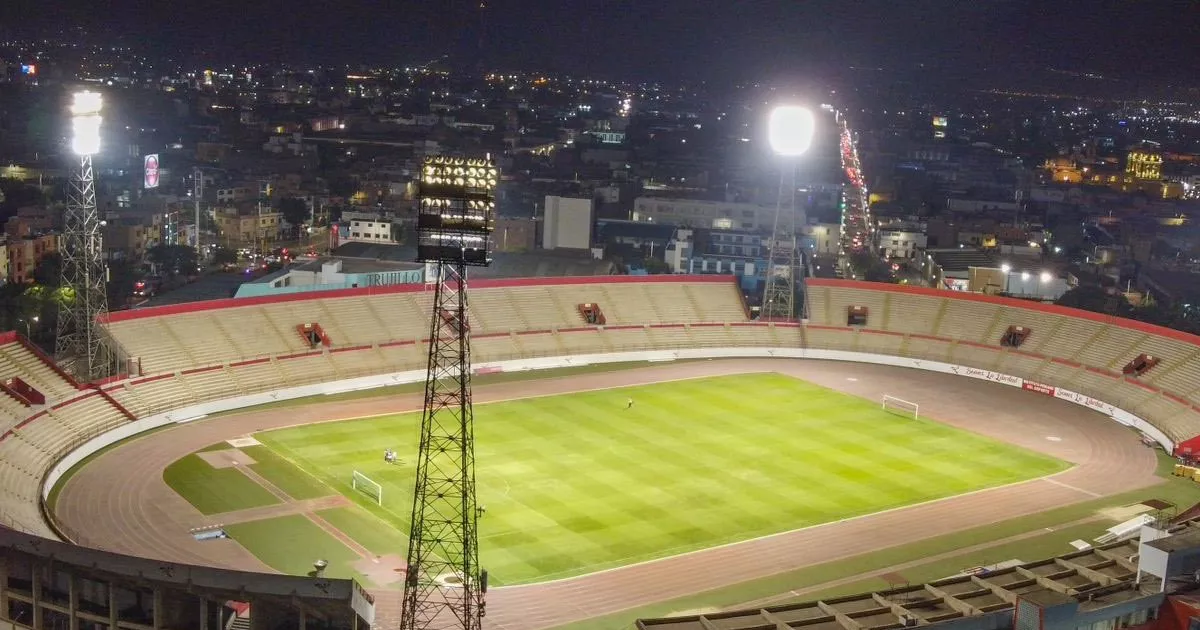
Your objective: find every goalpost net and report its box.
[881,395,919,419]
[352,470,383,506]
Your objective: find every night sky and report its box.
[3,0,1199,82]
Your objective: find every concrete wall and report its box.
[543,196,593,250]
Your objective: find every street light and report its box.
[19,316,39,338]
[71,92,102,156]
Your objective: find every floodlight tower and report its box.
[400,155,498,630]
[761,105,815,321]
[55,91,112,381]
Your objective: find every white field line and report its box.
[1042,477,1102,498]
[247,367,771,434]
[495,464,1086,590]
[219,363,1103,590]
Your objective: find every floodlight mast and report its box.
[56,91,113,381]
[762,106,815,321]
[401,155,497,630]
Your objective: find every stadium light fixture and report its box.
[1040,271,1052,283]
[71,91,103,156]
[1000,263,1012,273]
[416,155,498,266]
[768,106,815,157]
[1021,271,1030,281]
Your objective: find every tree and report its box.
[276,197,310,227]
[0,178,45,215]
[642,258,671,274]
[32,253,62,287]
[1055,285,1132,317]
[212,247,239,267]
[327,175,356,199]
[849,251,894,283]
[146,245,199,276]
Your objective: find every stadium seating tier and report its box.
[7,276,1200,543]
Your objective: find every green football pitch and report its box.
[227,373,1067,585]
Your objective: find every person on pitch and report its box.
[626,397,634,409]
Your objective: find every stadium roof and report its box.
[637,524,1178,630]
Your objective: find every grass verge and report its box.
[224,514,362,578]
[162,454,280,515]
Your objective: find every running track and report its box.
[55,359,1161,630]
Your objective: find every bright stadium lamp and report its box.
[768,105,815,156]
[71,91,103,156]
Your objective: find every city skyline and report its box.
[2,0,1199,84]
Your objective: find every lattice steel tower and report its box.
[761,106,815,321]
[762,166,799,320]
[56,91,112,381]
[401,155,498,630]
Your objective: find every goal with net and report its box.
[352,470,383,505]
[881,395,919,419]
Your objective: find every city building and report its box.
[216,186,260,203]
[632,196,804,233]
[919,248,1066,300]
[1127,147,1164,181]
[4,207,57,237]
[103,218,154,261]
[665,228,767,291]
[342,211,401,244]
[214,206,281,248]
[876,224,927,259]
[542,195,593,250]
[234,258,426,298]
[1137,269,1200,309]
[800,222,841,256]
[5,233,57,284]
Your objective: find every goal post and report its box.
[352,470,383,505]
[881,395,919,419]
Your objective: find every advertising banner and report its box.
[144,154,160,189]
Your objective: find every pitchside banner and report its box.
[1022,381,1056,396]
[946,365,1022,387]
[144,154,160,189]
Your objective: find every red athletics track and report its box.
[55,359,1159,630]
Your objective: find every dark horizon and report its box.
[2,0,1199,85]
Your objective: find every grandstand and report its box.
[638,515,1174,630]
[8,276,1200,630]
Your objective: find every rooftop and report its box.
[636,517,1200,630]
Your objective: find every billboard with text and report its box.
[144,154,160,189]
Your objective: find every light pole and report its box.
[19,316,38,339]
[56,91,112,380]
[1000,263,1012,295]
[762,105,815,320]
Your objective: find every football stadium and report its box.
[5,277,1200,630]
